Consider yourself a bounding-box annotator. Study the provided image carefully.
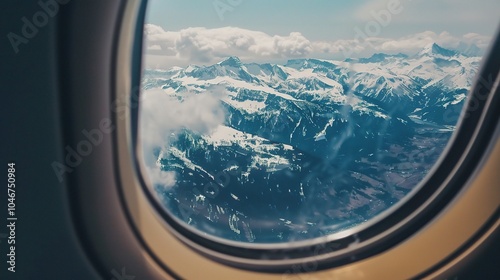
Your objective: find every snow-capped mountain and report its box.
[142,44,481,243]
[456,42,484,58]
[144,43,480,124]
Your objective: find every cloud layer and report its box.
[143,24,492,69]
[139,87,226,189]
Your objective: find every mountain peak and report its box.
[419,43,457,57]
[457,42,483,57]
[219,56,243,67]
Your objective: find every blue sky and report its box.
[143,0,500,68]
[146,0,499,40]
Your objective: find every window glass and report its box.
[139,0,500,243]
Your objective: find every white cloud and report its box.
[139,87,226,188]
[143,24,492,68]
[272,32,312,57]
[147,168,176,190]
[373,31,492,52]
[462,33,492,49]
[144,24,313,67]
[319,31,492,59]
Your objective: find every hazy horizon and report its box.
[143,0,499,69]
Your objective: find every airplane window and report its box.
[137,0,500,244]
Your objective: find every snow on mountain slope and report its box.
[144,43,479,116]
[203,125,297,172]
[142,43,482,243]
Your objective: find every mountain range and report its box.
[141,43,481,243]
